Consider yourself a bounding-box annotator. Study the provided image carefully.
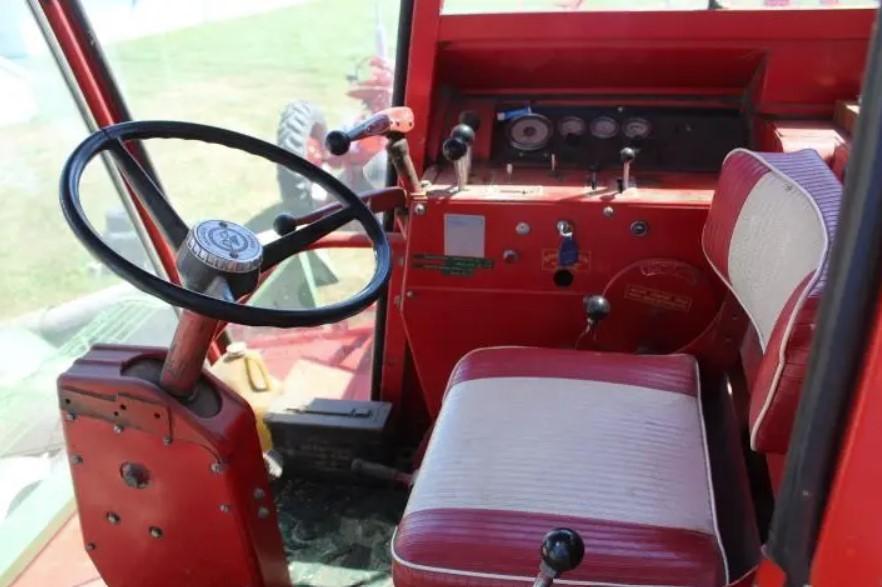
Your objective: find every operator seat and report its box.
[392,149,842,587]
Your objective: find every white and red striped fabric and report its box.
[393,347,728,587]
[702,149,841,453]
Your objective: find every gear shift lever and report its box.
[533,528,585,587]
[576,294,611,349]
[619,146,636,193]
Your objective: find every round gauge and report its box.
[623,117,652,139]
[589,116,619,139]
[558,116,587,138]
[506,114,553,151]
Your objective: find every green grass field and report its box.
[0,0,397,320]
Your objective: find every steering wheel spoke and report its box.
[261,206,356,271]
[108,139,189,248]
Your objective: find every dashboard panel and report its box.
[491,105,747,172]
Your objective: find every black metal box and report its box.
[265,396,393,478]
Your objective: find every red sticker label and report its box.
[541,249,591,272]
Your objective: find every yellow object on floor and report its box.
[210,342,280,450]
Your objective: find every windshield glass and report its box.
[442,0,877,12]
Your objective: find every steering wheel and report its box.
[60,120,392,328]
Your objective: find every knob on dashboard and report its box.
[442,137,469,162]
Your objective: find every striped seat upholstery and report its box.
[392,150,841,586]
[703,149,841,453]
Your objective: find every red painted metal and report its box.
[403,0,443,172]
[810,291,882,585]
[58,345,291,586]
[400,168,722,415]
[159,311,219,397]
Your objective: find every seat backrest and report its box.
[702,149,842,454]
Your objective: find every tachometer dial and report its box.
[506,114,553,151]
[623,117,652,139]
[558,116,587,138]
[589,116,619,139]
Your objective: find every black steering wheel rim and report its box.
[60,120,391,328]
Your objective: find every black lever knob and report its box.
[442,136,469,162]
[273,213,299,236]
[584,295,611,324]
[620,146,636,163]
[458,110,481,133]
[537,528,585,586]
[450,123,476,146]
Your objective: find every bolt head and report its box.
[65,412,76,422]
[414,203,427,216]
[210,462,225,474]
[219,504,231,513]
[405,290,415,299]
[602,206,615,218]
[162,436,173,446]
[106,512,120,525]
[257,506,270,519]
[112,424,124,434]
[515,222,530,236]
[85,542,96,552]
[69,454,83,465]
[149,526,163,539]
[253,487,266,500]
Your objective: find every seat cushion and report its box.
[392,347,729,587]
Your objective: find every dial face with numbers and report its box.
[589,116,619,139]
[623,117,652,139]
[507,114,553,151]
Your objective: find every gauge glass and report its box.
[623,117,652,139]
[589,116,619,139]
[558,116,587,138]
[506,114,553,151]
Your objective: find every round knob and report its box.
[450,123,476,145]
[273,212,299,236]
[325,130,351,156]
[458,110,481,133]
[584,295,611,323]
[442,137,469,162]
[620,147,636,163]
[540,528,585,574]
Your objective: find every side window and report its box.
[0,3,177,580]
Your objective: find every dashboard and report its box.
[491,105,747,172]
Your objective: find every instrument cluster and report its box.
[492,105,746,172]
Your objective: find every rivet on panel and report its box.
[414,203,427,216]
[162,436,173,446]
[405,290,414,299]
[602,206,615,218]
[254,488,266,500]
[210,462,225,474]
[70,454,83,465]
[257,506,270,519]
[85,543,96,552]
[515,222,530,236]
[106,512,120,525]
[219,504,232,513]
[112,424,124,434]
[65,412,76,422]
[149,526,163,539]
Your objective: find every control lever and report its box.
[533,528,585,587]
[619,147,636,193]
[576,294,611,349]
[325,106,422,194]
[442,112,481,190]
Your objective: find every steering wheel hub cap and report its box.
[187,219,262,273]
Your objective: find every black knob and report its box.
[442,137,469,162]
[584,295,611,324]
[458,110,481,133]
[450,123,476,145]
[325,130,351,156]
[273,213,299,236]
[620,147,636,163]
[540,528,585,575]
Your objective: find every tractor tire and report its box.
[276,100,327,216]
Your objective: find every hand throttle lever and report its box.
[533,528,585,587]
[442,111,481,190]
[325,106,422,193]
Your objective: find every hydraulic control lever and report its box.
[576,294,611,349]
[442,111,481,190]
[533,528,585,587]
[325,106,422,194]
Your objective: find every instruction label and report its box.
[541,248,591,272]
[624,284,693,312]
[412,253,494,277]
[444,214,485,258]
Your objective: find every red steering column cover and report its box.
[58,345,290,587]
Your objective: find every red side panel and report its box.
[58,345,290,587]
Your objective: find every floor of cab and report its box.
[274,476,407,586]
